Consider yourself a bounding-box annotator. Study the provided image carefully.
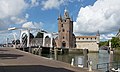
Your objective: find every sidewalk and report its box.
[0,47,100,72]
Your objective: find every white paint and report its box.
[20,29,30,47]
[71,58,74,66]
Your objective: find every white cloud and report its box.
[25,13,29,19]
[0,0,29,30]
[22,21,43,29]
[77,0,84,2]
[41,0,64,10]
[0,20,9,30]
[31,0,39,7]
[74,0,120,35]
[22,22,35,28]
[22,21,43,36]
[100,33,115,40]
[41,0,77,10]
[33,22,43,29]
[0,0,28,19]
[11,16,27,24]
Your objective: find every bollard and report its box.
[83,49,88,68]
[38,46,42,56]
[34,48,36,54]
[29,47,31,53]
[35,48,38,55]
[32,48,34,54]
[71,58,74,66]
[38,48,42,56]
[54,48,57,60]
[23,47,25,51]
[88,60,92,71]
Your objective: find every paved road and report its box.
[0,47,100,72]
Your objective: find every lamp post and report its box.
[8,27,18,48]
[6,38,9,47]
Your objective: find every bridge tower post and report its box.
[27,29,30,47]
[42,33,45,47]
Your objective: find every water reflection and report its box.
[113,53,120,62]
[88,53,98,69]
[75,56,84,67]
[41,50,120,70]
[98,50,109,64]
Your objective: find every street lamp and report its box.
[8,27,18,48]
[8,27,18,30]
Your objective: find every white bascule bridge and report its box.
[7,27,58,48]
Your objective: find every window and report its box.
[65,20,66,22]
[79,38,80,40]
[82,38,84,40]
[91,38,92,40]
[87,38,88,40]
[63,36,64,39]
[95,38,96,40]
[62,41,66,47]
[61,24,63,27]
[62,29,65,32]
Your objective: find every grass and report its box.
[114,47,120,54]
[116,47,120,50]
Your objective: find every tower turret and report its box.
[96,30,100,44]
[58,14,62,20]
[64,8,69,19]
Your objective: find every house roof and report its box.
[76,36,97,38]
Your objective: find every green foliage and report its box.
[100,37,120,49]
[99,41,109,47]
[12,39,20,45]
[35,32,43,38]
[116,47,120,50]
[111,37,120,48]
[30,33,34,39]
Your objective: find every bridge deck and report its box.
[0,47,99,72]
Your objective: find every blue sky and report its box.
[24,0,96,32]
[0,0,120,43]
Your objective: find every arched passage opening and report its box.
[21,33,28,47]
[45,36,51,47]
[62,41,66,48]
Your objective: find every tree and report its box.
[30,33,34,39]
[35,32,43,38]
[16,39,20,44]
[12,40,15,45]
[12,39,20,45]
[111,37,120,48]
[99,41,109,47]
[21,33,34,46]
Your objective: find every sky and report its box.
[0,0,120,43]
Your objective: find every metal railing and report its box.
[97,61,120,72]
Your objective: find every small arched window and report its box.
[61,24,63,27]
[62,29,65,32]
[64,20,66,22]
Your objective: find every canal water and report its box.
[41,50,120,72]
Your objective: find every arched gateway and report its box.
[62,41,66,48]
